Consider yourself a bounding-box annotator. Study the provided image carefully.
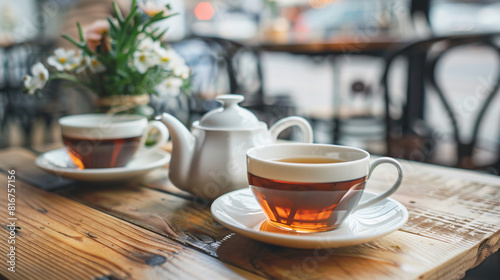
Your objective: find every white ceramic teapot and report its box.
[158,94,313,201]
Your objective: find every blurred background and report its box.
[2,0,500,165]
[1,0,500,278]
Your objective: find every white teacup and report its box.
[59,114,169,169]
[246,143,403,232]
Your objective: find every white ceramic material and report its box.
[158,94,313,200]
[59,114,169,162]
[35,148,170,182]
[211,188,409,249]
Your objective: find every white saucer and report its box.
[35,148,171,182]
[211,188,408,249]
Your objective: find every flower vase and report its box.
[94,94,154,117]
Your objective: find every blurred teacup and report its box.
[59,114,169,169]
[246,143,403,232]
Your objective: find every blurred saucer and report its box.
[35,148,170,182]
[211,188,408,249]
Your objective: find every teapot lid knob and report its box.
[216,95,244,107]
[198,94,260,129]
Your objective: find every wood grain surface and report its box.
[0,173,263,280]
[1,148,499,280]
[252,36,402,55]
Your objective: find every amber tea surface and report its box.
[275,157,345,164]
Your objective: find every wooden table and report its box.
[1,146,499,279]
[252,35,403,55]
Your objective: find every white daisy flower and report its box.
[138,37,161,52]
[23,75,33,92]
[88,57,106,73]
[173,63,190,79]
[156,48,184,70]
[24,62,49,94]
[155,76,183,97]
[70,51,90,73]
[47,48,76,71]
[133,50,157,74]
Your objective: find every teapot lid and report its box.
[199,95,260,129]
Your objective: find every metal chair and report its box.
[0,41,66,148]
[161,35,297,131]
[381,33,500,174]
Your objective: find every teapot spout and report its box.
[157,113,195,189]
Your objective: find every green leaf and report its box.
[61,34,84,49]
[107,17,118,36]
[61,33,96,58]
[133,9,142,28]
[122,5,139,33]
[77,22,85,42]
[154,12,179,22]
[150,27,160,36]
[116,68,131,79]
[121,29,140,53]
[154,29,168,41]
[141,13,178,34]
[112,1,124,23]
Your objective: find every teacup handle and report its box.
[355,158,403,211]
[269,116,313,143]
[137,121,170,157]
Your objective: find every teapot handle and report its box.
[269,117,313,143]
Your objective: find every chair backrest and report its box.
[192,36,298,127]
[187,36,264,105]
[0,41,66,147]
[382,33,500,173]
